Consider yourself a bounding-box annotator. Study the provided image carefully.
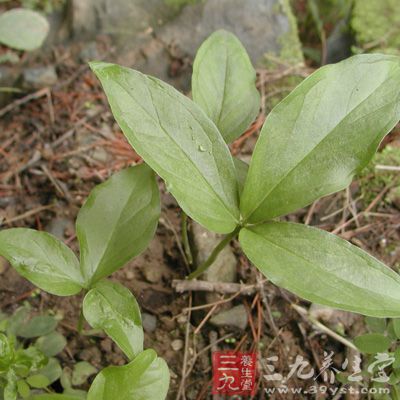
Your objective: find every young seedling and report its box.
[90,29,400,319]
[0,305,67,400]
[0,165,170,399]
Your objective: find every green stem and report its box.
[181,211,193,265]
[187,226,240,280]
[77,306,84,334]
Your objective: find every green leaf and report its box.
[90,62,239,234]
[83,280,143,360]
[233,158,248,196]
[354,333,391,354]
[17,316,57,339]
[4,370,17,400]
[71,362,97,386]
[0,228,84,296]
[393,319,400,339]
[26,374,50,389]
[36,332,66,357]
[365,317,387,333]
[16,380,30,399]
[241,54,400,223]
[38,358,62,384]
[239,221,400,317]
[32,395,85,400]
[192,30,259,143]
[87,349,169,400]
[0,9,49,51]
[76,165,160,284]
[0,333,13,371]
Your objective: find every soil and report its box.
[1,37,400,400]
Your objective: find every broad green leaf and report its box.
[17,316,57,338]
[36,332,66,357]
[87,349,169,400]
[239,221,400,317]
[0,229,84,296]
[71,362,97,386]
[90,62,239,234]
[353,333,391,354]
[0,9,49,51]
[76,164,160,284]
[192,30,260,143]
[83,280,143,360]
[241,54,400,223]
[233,158,248,196]
[26,374,50,389]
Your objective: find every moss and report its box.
[352,0,400,54]
[275,0,304,65]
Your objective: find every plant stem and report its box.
[77,306,84,334]
[181,211,193,265]
[187,226,240,280]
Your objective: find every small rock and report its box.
[79,41,100,63]
[192,223,237,283]
[171,339,184,351]
[91,147,109,163]
[45,217,74,240]
[23,66,58,89]
[125,270,135,280]
[142,313,157,333]
[210,304,248,330]
[310,304,359,332]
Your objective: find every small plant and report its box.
[2,29,400,399]
[0,165,169,399]
[89,29,400,319]
[347,317,400,399]
[0,305,67,399]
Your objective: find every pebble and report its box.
[142,313,157,333]
[23,66,58,89]
[171,339,184,351]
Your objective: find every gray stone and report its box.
[142,312,157,333]
[309,304,359,332]
[160,0,291,64]
[79,42,100,63]
[23,66,58,89]
[45,217,74,240]
[71,0,302,89]
[72,0,174,41]
[210,304,248,330]
[191,223,237,284]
